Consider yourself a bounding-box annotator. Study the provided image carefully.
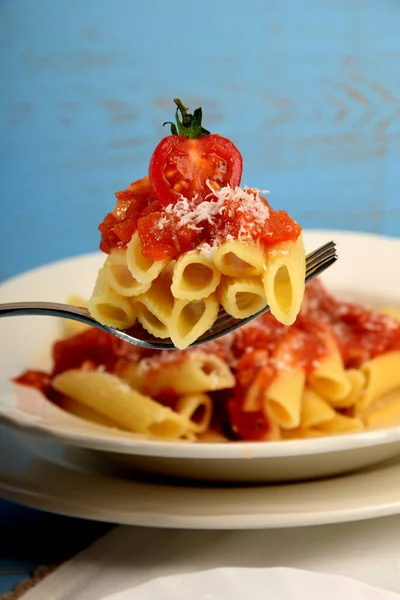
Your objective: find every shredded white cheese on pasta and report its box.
[159,182,272,249]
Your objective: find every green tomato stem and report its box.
[163,98,210,139]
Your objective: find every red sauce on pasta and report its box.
[99,177,301,261]
[14,281,400,442]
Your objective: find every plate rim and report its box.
[1,401,400,459]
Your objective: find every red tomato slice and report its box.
[149,134,243,206]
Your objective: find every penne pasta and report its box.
[213,240,265,277]
[135,263,175,339]
[175,393,213,433]
[171,251,221,300]
[262,235,305,326]
[300,388,336,429]
[122,351,235,396]
[52,370,191,439]
[356,351,400,411]
[57,394,119,428]
[308,332,351,404]
[316,413,364,435]
[217,276,266,319]
[104,248,151,296]
[88,267,136,330]
[360,389,400,429]
[169,294,219,350]
[126,232,169,285]
[330,368,366,409]
[265,367,305,429]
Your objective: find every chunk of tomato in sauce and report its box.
[219,195,301,247]
[13,370,53,395]
[98,213,120,254]
[99,177,159,253]
[138,212,200,261]
[227,392,271,441]
[52,329,122,375]
[13,370,63,404]
[261,209,302,246]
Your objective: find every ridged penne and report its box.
[262,235,305,325]
[104,249,151,296]
[126,231,169,284]
[217,276,267,319]
[135,263,175,339]
[88,267,136,330]
[300,388,336,429]
[213,240,265,277]
[121,351,235,396]
[171,251,221,300]
[265,367,306,429]
[308,332,351,403]
[316,414,364,434]
[57,394,118,428]
[169,294,219,349]
[356,351,400,411]
[360,389,400,429]
[175,393,213,433]
[285,412,364,439]
[52,370,191,439]
[330,368,366,409]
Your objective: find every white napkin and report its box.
[102,568,400,600]
[22,515,400,600]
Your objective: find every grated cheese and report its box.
[159,182,272,251]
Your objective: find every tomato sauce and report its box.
[99,176,301,261]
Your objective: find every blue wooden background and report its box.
[0,0,399,284]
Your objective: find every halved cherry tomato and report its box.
[149,99,243,206]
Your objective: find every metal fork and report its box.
[0,241,337,350]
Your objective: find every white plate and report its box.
[1,426,400,529]
[1,231,400,483]
[100,568,400,600]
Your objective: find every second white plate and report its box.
[1,427,400,529]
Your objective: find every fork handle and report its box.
[0,301,96,325]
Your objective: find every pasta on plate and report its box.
[14,280,400,442]
[88,99,306,348]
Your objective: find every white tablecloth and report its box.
[22,515,400,599]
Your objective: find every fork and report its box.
[0,241,337,350]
